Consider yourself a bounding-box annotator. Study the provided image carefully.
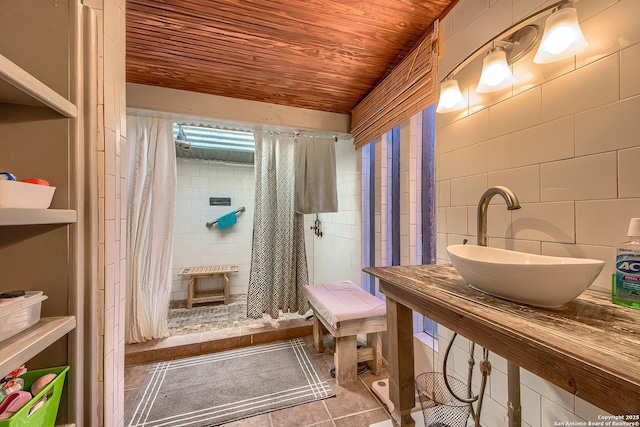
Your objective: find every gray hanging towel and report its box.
[295,136,338,214]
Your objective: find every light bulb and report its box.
[544,25,576,54]
[476,48,514,93]
[534,6,588,64]
[436,80,466,114]
[481,63,510,87]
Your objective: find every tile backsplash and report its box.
[434,0,638,424]
[172,159,255,300]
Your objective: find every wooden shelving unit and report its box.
[0,317,76,379]
[0,53,77,117]
[0,1,86,424]
[0,209,77,226]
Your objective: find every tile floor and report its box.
[125,297,393,425]
[124,334,394,427]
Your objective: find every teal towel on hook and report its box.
[217,211,237,231]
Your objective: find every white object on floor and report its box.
[371,378,394,412]
[370,411,425,427]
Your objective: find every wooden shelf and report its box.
[0,316,76,379]
[365,263,640,417]
[0,53,77,118]
[0,208,77,226]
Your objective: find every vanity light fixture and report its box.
[476,46,515,93]
[435,79,466,113]
[533,5,588,63]
[435,0,587,114]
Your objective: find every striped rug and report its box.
[125,338,335,426]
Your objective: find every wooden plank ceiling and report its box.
[126,0,454,115]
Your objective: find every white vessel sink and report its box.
[447,245,605,308]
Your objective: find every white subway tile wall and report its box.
[575,0,640,68]
[310,138,362,285]
[453,108,491,151]
[541,54,619,122]
[88,0,127,425]
[575,199,640,246]
[487,165,540,203]
[539,152,617,202]
[445,206,468,235]
[490,86,541,138]
[451,0,490,37]
[399,116,423,265]
[435,0,636,424]
[172,159,255,300]
[511,116,575,167]
[451,174,488,206]
[439,25,471,80]
[618,146,640,198]
[375,133,389,286]
[620,42,640,98]
[469,0,512,54]
[575,95,640,156]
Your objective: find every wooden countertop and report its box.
[365,264,640,416]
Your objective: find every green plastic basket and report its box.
[0,366,69,427]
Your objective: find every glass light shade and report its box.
[436,79,466,113]
[534,7,588,64]
[476,48,515,93]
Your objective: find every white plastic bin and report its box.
[0,180,56,209]
[0,291,48,342]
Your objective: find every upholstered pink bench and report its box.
[303,280,386,385]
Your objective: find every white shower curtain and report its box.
[247,132,309,319]
[125,116,176,343]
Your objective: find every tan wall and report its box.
[127,82,351,134]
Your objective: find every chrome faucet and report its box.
[476,186,523,427]
[477,186,521,247]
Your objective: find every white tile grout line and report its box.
[320,400,337,427]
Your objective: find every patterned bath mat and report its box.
[125,338,335,426]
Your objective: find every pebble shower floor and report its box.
[168,294,308,335]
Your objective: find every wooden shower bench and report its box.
[178,265,238,308]
[303,280,386,385]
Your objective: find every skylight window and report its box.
[172,124,255,152]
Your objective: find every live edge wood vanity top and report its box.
[364,263,640,417]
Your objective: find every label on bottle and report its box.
[615,248,640,302]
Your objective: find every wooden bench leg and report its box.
[312,313,325,353]
[367,332,382,376]
[335,335,358,385]
[187,277,196,309]
[223,273,230,305]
